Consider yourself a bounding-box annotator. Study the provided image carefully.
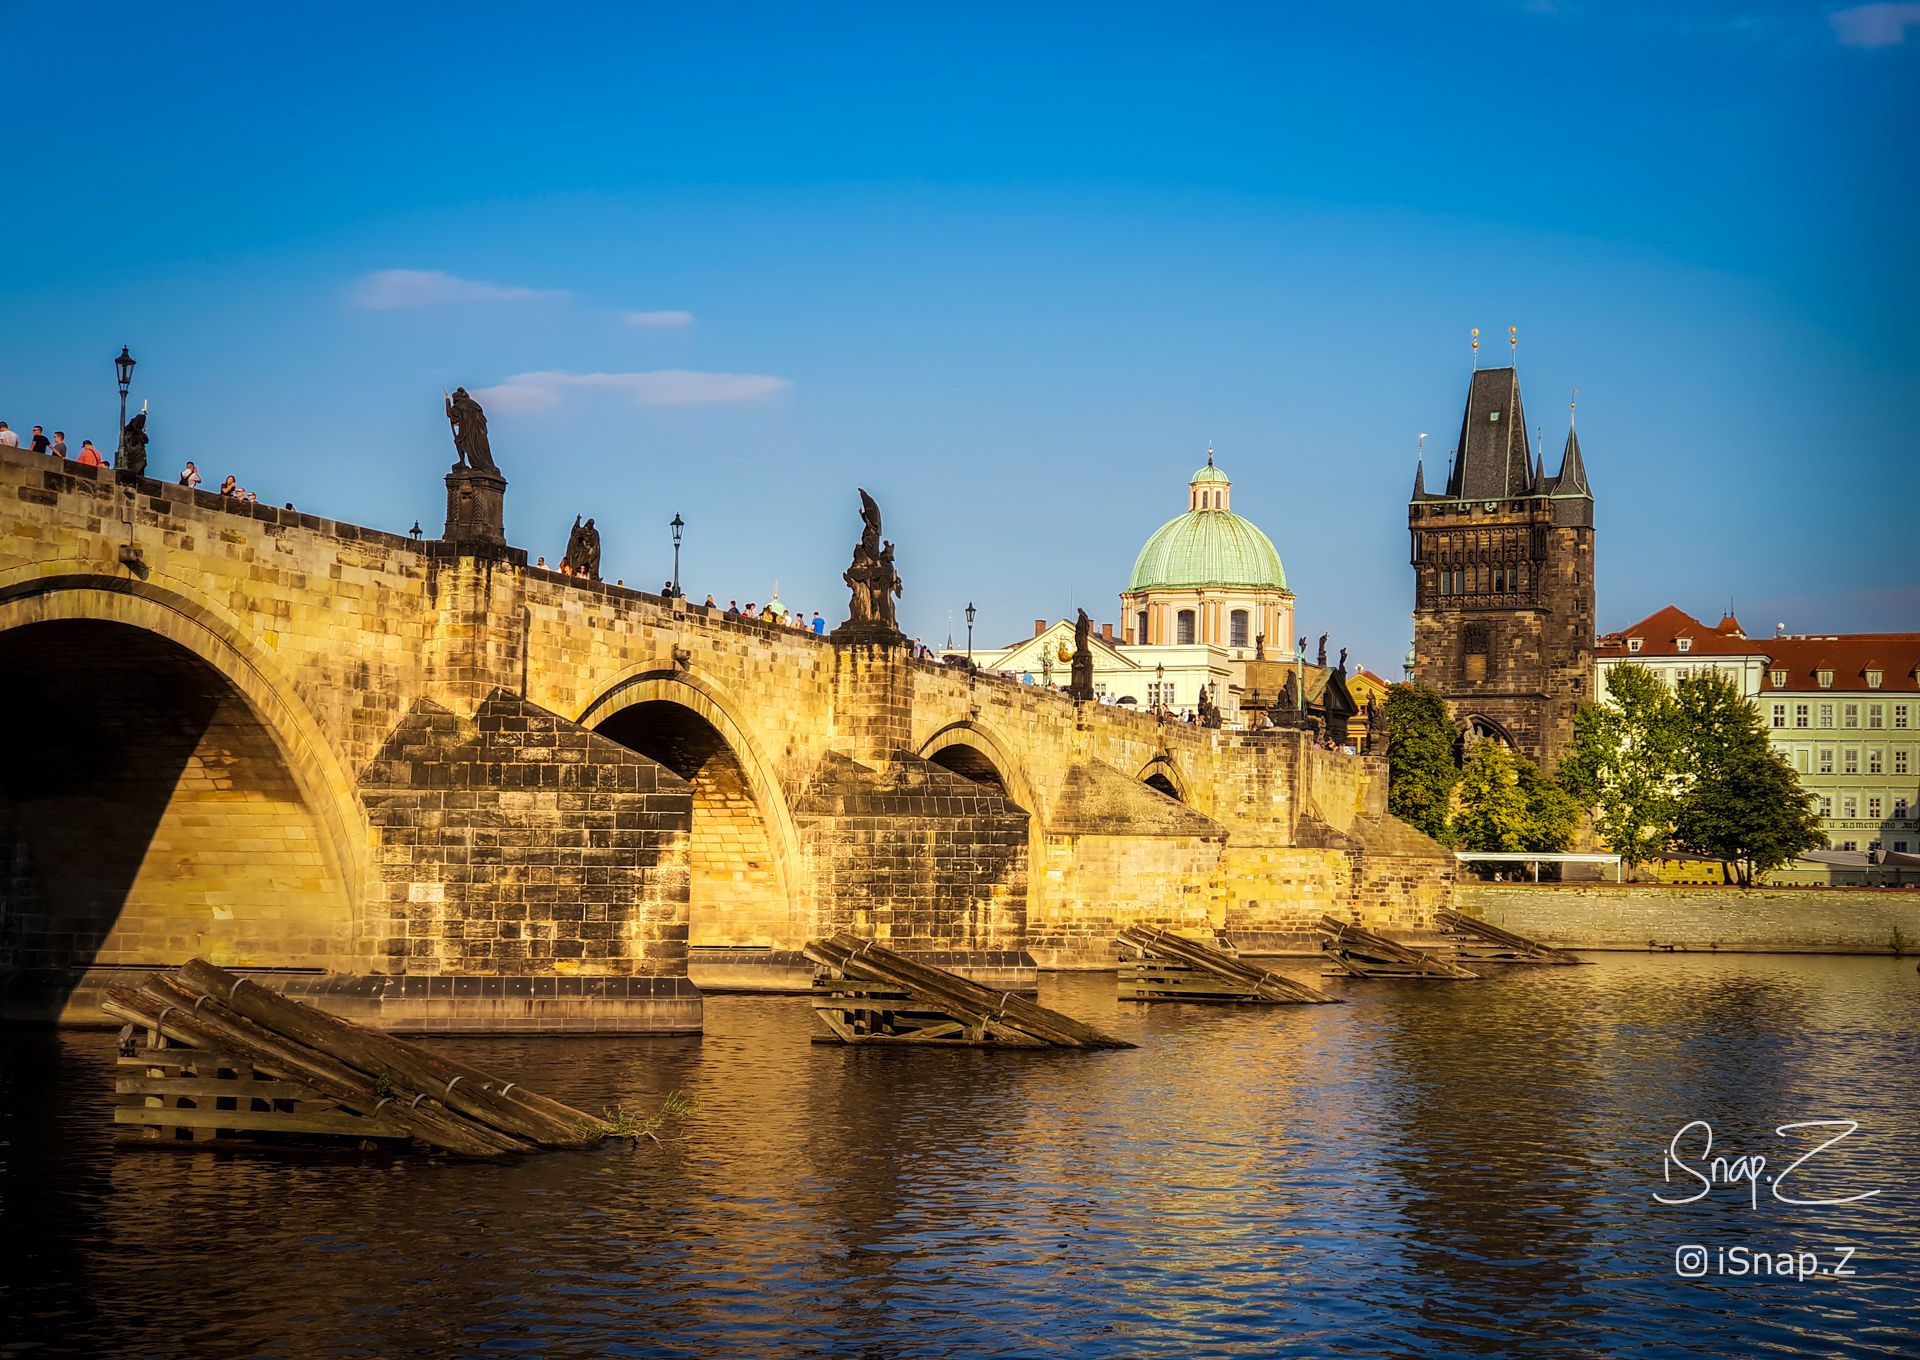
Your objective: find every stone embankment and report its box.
[1461,883,1920,955]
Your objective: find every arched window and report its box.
[1229,609,1250,648]
[1135,610,1148,645]
[1176,610,1196,645]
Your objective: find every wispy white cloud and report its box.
[621,310,695,328]
[350,269,566,310]
[1831,2,1920,47]
[475,369,792,412]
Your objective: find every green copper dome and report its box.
[1190,462,1230,485]
[1129,508,1287,591]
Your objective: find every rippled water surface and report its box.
[4,953,1918,1358]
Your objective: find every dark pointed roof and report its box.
[1551,424,1590,495]
[1444,367,1532,500]
[1412,458,1426,498]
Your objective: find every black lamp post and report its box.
[669,513,685,597]
[1155,662,1166,719]
[965,601,976,668]
[114,346,137,448]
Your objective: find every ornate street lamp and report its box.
[1155,661,1166,720]
[114,346,136,447]
[965,601,976,668]
[409,520,423,541]
[670,513,685,597]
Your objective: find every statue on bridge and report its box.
[444,387,499,475]
[833,489,903,642]
[1068,608,1095,702]
[116,409,149,477]
[562,516,601,580]
[1316,632,1329,667]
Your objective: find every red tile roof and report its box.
[1597,605,1920,694]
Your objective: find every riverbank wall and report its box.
[1460,883,1920,955]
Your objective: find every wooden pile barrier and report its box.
[804,933,1133,1048]
[1434,908,1591,966]
[1316,915,1480,980]
[102,960,613,1156]
[1115,926,1341,1004]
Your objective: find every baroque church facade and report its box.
[1407,365,1595,771]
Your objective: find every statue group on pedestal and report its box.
[563,515,601,580]
[840,489,902,636]
[1068,608,1095,701]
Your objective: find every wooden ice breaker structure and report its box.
[1115,926,1341,1004]
[103,959,614,1155]
[804,933,1133,1048]
[1434,908,1591,965]
[1316,915,1480,980]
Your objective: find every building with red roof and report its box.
[1595,606,1920,853]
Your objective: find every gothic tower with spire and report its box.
[1407,365,1594,770]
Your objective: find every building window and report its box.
[1868,749,1883,774]
[1896,704,1910,729]
[1843,703,1859,728]
[1818,748,1834,774]
[1896,750,1910,775]
[1866,668,1882,689]
[1868,796,1883,819]
[1817,669,1833,689]
[1897,797,1910,821]
[1870,705,1884,729]
[1230,609,1250,649]
[1628,638,1642,654]
[1839,840,1857,851]
[1771,703,1787,728]
[1841,795,1857,819]
[1794,703,1810,728]
[1818,795,1833,817]
[1843,749,1859,774]
[1676,638,1692,653]
[1175,610,1196,645]
[1769,668,1786,687]
[1818,704,1834,728]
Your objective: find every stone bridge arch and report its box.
[580,664,806,948]
[914,719,1039,815]
[1137,753,1191,803]
[0,570,364,978]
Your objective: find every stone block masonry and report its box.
[1463,883,1920,955]
[0,445,1457,1030]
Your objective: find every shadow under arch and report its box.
[1136,753,1189,803]
[580,666,806,947]
[915,720,1038,815]
[0,574,365,985]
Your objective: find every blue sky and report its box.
[3,1,1914,672]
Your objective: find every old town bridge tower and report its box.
[1408,365,1594,770]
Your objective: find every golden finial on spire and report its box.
[1509,325,1517,361]
[1471,327,1480,369]
[1570,386,1579,426]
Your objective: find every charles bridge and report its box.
[0,443,1451,1031]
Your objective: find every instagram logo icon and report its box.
[1675,1246,1710,1278]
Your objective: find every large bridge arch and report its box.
[0,572,364,974]
[1136,753,1191,804]
[580,666,806,948]
[915,719,1039,815]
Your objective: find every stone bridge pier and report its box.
[0,446,1452,1031]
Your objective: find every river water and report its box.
[3,953,1917,1358]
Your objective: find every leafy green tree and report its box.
[1454,740,1529,852]
[1385,683,1458,844]
[1518,758,1579,853]
[1671,671,1824,885]
[1557,664,1683,865]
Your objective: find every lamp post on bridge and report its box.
[114,346,136,449]
[1155,661,1166,722]
[669,513,684,598]
[965,601,976,670]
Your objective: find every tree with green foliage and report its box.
[1517,758,1579,853]
[1385,683,1458,844]
[1454,740,1529,852]
[1556,663,1683,865]
[1671,670,1824,885]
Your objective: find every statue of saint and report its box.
[577,517,601,580]
[840,488,902,634]
[1317,633,1329,667]
[1068,608,1095,701]
[116,410,149,477]
[444,387,498,474]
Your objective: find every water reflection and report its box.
[2,955,1916,1357]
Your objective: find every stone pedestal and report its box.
[443,466,507,547]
